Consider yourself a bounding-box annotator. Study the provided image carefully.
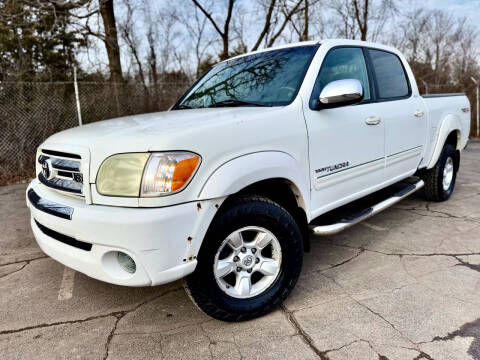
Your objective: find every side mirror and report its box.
[317,79,364,109]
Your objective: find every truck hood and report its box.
[47,108,247,146]
[44,107,281,150]
[41,107,282,183]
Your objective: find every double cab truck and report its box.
[26,39,470,321]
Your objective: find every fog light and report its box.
[117,252,136,274]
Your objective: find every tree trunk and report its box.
[302,0,309,41]
[220,0,235,60]
[99,0,123,82]
[251,0,276,51]
[352,0,368,41]
[266,0,303,47]
[191,0,235,60]
[147,32,160,110]
[361,0,368,41]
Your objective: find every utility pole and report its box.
[472,77,479,138]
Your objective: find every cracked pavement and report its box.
[1,141,479,359]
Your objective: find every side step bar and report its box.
[311,180,424,236]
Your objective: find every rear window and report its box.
[368,49,409,99]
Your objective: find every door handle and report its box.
[414,110,425,117]
[365,116,381,125]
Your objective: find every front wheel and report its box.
[184,196,303,321]
[422,143,459,202]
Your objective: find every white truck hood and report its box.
[45,108,250,149]
[41,107,282,183]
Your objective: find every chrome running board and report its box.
[311,180,424,236]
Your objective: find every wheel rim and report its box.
[213,226,282,299]
[443,156,454,191]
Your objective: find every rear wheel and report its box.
[184,195,303,321]
[422,144,458,202]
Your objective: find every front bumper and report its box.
[26,179,220,286]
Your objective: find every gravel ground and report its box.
[1,141,479,360]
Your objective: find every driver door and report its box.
[304,47,385,216]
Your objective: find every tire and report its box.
[422,144,459,202]
[184,195,303,322]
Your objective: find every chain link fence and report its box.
[0,81,190,185]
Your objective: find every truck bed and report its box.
[419,93,470,169]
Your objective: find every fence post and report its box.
[73,66,83,126]
[476,83,479,138]
[472,77,479,138]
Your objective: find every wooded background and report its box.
[0,0,479,184]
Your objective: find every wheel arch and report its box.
[427,115,462,169]
[198,151,310,216]
[197,152,311,251]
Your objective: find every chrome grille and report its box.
[38,150,84,196]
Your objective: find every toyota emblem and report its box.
[42,159,54,180]
[242,255,254,267]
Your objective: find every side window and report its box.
[312,47,371,105]
[368,49,409,99]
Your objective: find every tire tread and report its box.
[422,144,457,202]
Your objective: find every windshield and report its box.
[175,45,317,109]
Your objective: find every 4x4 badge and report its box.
[73,173,83,184]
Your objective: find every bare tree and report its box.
[328,0,358,39]
[394,8,479,93]
[453,22,479,81]
[302,0,309,41]
[146,21,159,99]
[265,0,305,47]
[288,0,323,42]
[118,0,146,88]
[251,0,277,50]
[352,0,368,40]
[328,0,396,41]
[191,0,235,60]
[175,0,216,76]
[191,0,312,58]
[394,9,431,63]
[20,0,124,81]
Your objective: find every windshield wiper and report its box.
[207,99,271,108]
[176,104,194,110]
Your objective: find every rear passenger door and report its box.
[366,48,427,181]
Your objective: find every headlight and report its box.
[96,153,150,197]
[141,152,201,196]
[96,152,201,197]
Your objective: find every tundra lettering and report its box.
[315,161,350,175]
[26,39,470,321]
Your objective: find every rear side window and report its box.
[368,49,409,99]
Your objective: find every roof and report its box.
[224,40,320,62]
[224,39,402,63]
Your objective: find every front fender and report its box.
[427,115,462,169]
[198,151,311,217]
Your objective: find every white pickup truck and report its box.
[26,39,470,321]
